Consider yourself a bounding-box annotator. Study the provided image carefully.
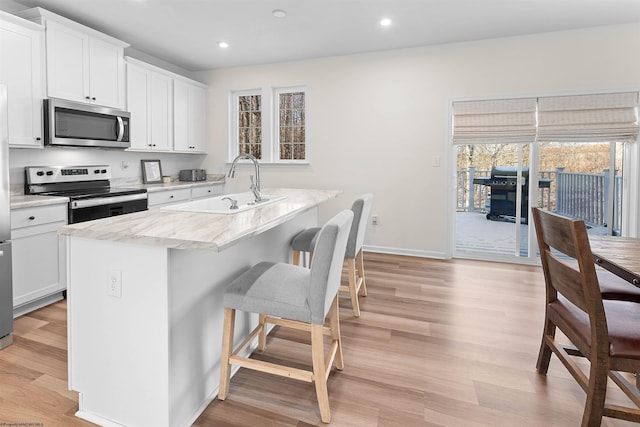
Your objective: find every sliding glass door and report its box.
[455,143,534,259]
[452,92,637,262]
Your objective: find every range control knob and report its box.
[95,169,101,174]
[36,171,44,176]
[46,171,53,176]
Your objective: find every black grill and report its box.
[474,166,550,223]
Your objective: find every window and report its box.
[276,88,306,161]
[232,91,263,159]
[229,86,307,163]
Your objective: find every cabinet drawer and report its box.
[148,188,191,207]
[191,185,223,199]
[11,204,67,230]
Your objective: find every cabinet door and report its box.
[89,38,125,108]
[45,20,89,103]
[174,81,207,152]
[12,230,63,308]
[190,85,207,152]
[173,80,190,151]
[149,72,172,151]
[126,63,151,150]
[0,17,44,148]
[10,204,67,310]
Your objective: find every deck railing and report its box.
[457,167,622,234]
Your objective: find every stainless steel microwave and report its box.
[44,98,131,148]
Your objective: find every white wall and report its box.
[195,23,640,258]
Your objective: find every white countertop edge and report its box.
[10,195,70,209]
[59,188,341,252]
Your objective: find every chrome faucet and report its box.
[228,153,262,202]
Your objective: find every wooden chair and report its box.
[532,207,640,426]
[291,193,373,317]
[218,210,354,423]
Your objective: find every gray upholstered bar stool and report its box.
[218,210,354,424]
[291,193,373,317]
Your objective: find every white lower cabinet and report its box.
[10,204,67,315]
[190,184,223,199]
[147,188,191,208]
[148,184,224,208]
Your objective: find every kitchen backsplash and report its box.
[8,146,215,192]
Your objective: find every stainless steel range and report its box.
[25,165,148,224]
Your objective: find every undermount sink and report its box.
[161,192,286,214]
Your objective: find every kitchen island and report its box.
[59,188,340,427]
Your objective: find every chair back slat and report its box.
[309,210,354,324]
[532,208,605,322]
[345,194,374,259]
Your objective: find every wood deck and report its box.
[456,211,608,258]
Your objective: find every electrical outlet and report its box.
[371,215,379,226]
[107,270,122,298]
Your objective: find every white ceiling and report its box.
[12,0,640,72]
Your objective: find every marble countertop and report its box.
[122,175,225,193]
[59,188,341,252]
[11,194,70,209]
[9,175,225,209]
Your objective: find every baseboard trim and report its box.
[363,245,449,260]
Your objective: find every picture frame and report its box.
[141,159,163,184]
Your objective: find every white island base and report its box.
[66,209,317,427]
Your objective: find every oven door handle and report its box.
[70,193,147,209]
[116,116,125,142]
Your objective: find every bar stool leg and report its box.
[346,258,361,317]
[311,323,331,423]
[329,296,343,370]
[218,307,235,400]
[258,314,267,351]
[356,249,367,297]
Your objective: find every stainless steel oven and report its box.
[25,166,147,224]
[44,99,131,149]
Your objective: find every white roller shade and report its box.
[452,98,537,144]
[537,92,639,143]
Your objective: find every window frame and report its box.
[228,86,308,164]
[273,86,308,164]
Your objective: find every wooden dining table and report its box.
[589,235,640,287]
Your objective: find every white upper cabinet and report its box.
[126,60,172,151]
[126,57,207,154]
[0,12,44,148]
[173,80,207,153]
[17,8,128,109]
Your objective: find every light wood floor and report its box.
[1,253,638,426]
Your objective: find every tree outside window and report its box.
[278,91,305,161]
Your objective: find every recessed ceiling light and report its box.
[272,9,287,18]
[218,41,229,49]
[379,17,392,27]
